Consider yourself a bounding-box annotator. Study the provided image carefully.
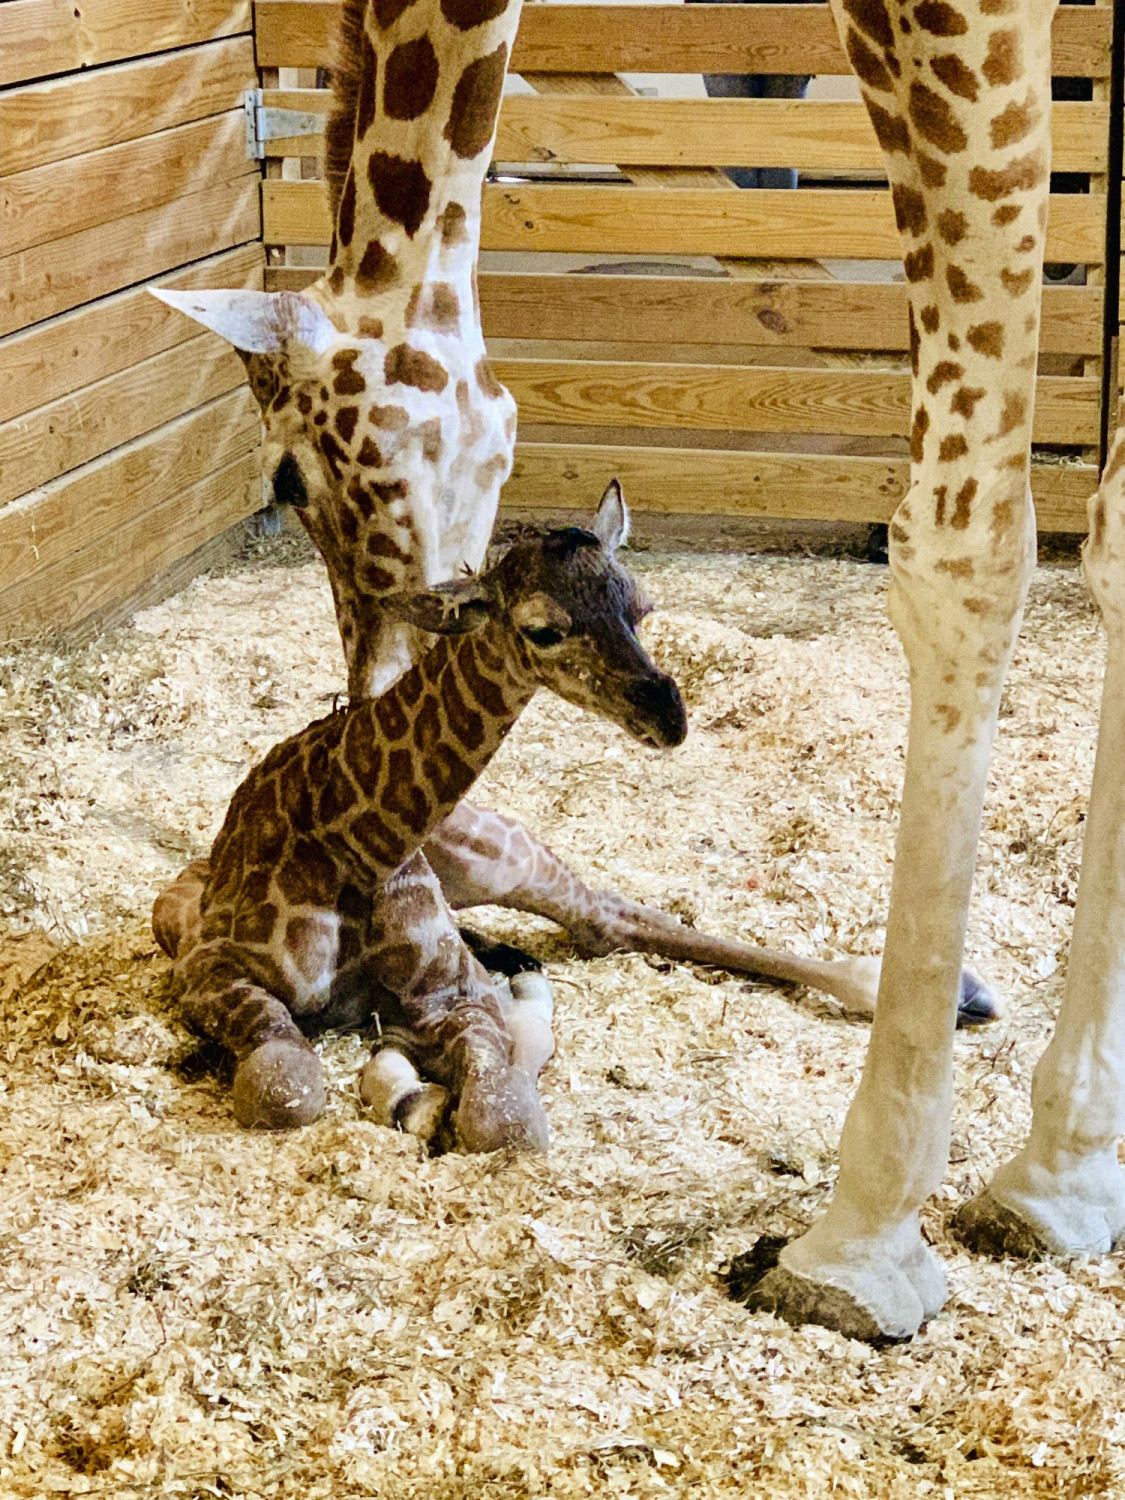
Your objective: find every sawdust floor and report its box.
[1,530,1122,1499]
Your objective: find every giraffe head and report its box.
[391,481,689,750]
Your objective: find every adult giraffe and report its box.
[747,0,1125,1339]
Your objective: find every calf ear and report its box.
[592,478,630,552]
[150,288,337,357]
[385,578,494,635]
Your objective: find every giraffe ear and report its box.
[592,478,630,552]
[149,288,337,357]
[386,578,495,636]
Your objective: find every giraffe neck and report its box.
[834,0,1054,538]
[333,621,536,878]
[320,0,524,322]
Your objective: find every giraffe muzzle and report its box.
[624,674,688,748]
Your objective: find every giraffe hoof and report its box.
[454,1066,549,1154]
[232,1040,326,1130]
[957,967,1001,1027]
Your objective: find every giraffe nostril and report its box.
[625,675,687,747]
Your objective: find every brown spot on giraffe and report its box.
[909,81,967,153]
[992,203,1022,227]
[950,386,986,419]
[913,0,967,36]
[328,265,347,296]
[460,650,508,717]
[980,0,1016,11]
[297,390,313,417]
[446,44,508,159]
[909,305,920,376]
[441,0,509,28]
[441,669,486,751]
[982,28,1022,88]
[368,152,433,238]
[383,36,440,120]
[990,94,1040,149]
[949,477,977,528]
[384,344,449,393]
[910,405,930,463]
[413,696,443,755]
[364,562,397,591]
[844,0,893,48]
[968,152,1047,202]
[930,53,978,101]
[424,743,475,805]
[946,265,983,302]
[405,282,462,334]
[371,479,410,504]
[934,484,948,525]
[366,532,408,562]
[938,433,969,461]
[320,431,350,480]
[382,748,430,835]
[905,244,935,281]
[1001,267,1034,297]
[866,100,911,154]
[991,391,1027,439]
[847,29,895,92]
[475,454,509,491]
[918,152,947,187]
[369,404,410,430]
[417,417,443,463]
[947,331,961,350]
[934,705,963,733]
[892,184,928,236]
[337,169,357,248]
[438,202,470,246]
[920,304,940,334]
[234,903,281,946]
[356,33,378,138]
[317,773,359,825]
[926,360,963,394]
[936,209,967,244]
[475,357,504,399]
[1016,234,1036,253]
[936,557,975,579]
[333,350,367,396]
[967,322,1004,358]
[335,406,360,443]
[356,435,382,466]
[358,317,383,341]
[357,242,399,293]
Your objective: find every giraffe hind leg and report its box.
[153,858,210,959]
[179,944,326,1130]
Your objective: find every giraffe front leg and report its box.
[957,455,1125,1257]
[179,945,326,1130]
[747,484,1036,1340]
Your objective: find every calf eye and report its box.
[272,453,308,508]
[522,625,566,649]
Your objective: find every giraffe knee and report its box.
[231,1039,326,1130]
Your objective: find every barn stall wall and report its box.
[0,0,264,638]
[257,0,1115,533]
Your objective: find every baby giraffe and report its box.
[159,485,685,1150]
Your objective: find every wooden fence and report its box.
[0,0,263,637]
[257,0,1114,532]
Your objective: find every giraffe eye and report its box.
[272,453,308,508]
[522,625,567,649]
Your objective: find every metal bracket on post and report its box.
[244,88,325,160]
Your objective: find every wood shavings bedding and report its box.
[0,531,1120,1498]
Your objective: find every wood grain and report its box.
[254,2,1110,78]
[0,177,260,337]
[0,0,252,89]
[0,388,258,595]
[264,269,1101,359]
[259,91,1104,175]
[0,37,256,178]
[0,449,260,637]
[495,359,1099,443]
[263,182,1104,264]
[1,111,255,257]
[505,443,1098,531]
[0,244,262,426]
[0,334,249,507]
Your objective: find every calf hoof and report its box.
[957,968,1002,1028]
[454,1066,549,1154]
[232,1040,326,1130]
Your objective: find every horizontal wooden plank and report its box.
[0,37,256,179]
[265,268,1102,358]
[0,244,262,427]
[264,182,1104,265]
[0,448,260,637]
[0,0,251,89]
[496,359,1099,443]
[0,388,258,596]
[0,177,260,337]
[254,2,1111,78]
[261,91,1104,175]
[505,443,1098,531]
[0,332,249,507]
[1,110,255,258]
